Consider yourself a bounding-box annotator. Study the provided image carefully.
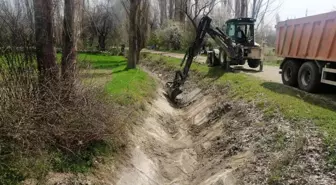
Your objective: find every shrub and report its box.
[155,21,183,50]
[0,50,126,183]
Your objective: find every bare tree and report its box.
[158,0,167,25]
[174,0,180,21]
[87,1,116,51]
[241,0,248,17]
[0,0,35,46]
[34,0,58,84]
[252,0,257,18]
[183,0,217,30]
[235,0,248,18]
[235,0,241,18]
[169,0,174,19]
[251,0,281,29]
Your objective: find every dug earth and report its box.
[113,63,336,185]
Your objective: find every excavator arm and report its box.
[166,16,236,101]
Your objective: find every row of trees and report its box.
[0,0,281,71]
[21,0,80,86]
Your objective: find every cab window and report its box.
[227,23,235,37]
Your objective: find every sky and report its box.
[279,0,336,20]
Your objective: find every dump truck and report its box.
[276,11,336,92]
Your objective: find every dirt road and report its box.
[143,49,282,83]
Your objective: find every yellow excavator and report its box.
[166,16,263,101]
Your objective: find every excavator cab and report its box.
[207,17,263,69]
[225,18,256,46]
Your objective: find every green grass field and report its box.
[143,53,336,153]
[77,54,156,105]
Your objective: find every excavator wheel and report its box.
[248,59,261,68]
[207,51,220,67]
[207,52,215,67]
[219,49,230,71]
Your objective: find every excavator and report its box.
[166,16,263,101]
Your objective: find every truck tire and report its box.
[248,59,261,68]
[281,60,301,87]
[298,62,321,92]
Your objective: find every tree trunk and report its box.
[98,34,106,51]
[227,0,233,18]
[174,0,180,21]
[194,0,199,18]
[179,0,186,23]
[235,0,248,18]
[252,0,257,18]
[159,0,167,26]
[235,0,241,18]
[34,0,58,85]
[241,0,248,17]
[169,0,174,19]
[128,0,138,69]
[62,0,77,82]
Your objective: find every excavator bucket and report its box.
[164,16,212,103]
[165,82,183,102]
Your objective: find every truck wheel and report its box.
[248,59,261,68]
[282,60,300,87]
[298,62,321,92]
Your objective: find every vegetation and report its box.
[0,53,155,184]
[78,54,156,105]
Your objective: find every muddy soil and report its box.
[113,65,336,185]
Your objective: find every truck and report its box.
[276,11,336,92]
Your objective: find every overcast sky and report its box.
[279,0,336,20]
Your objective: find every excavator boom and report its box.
[166,16,236,101]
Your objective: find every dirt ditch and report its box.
[47,61,336,184]
[113,63,336,185]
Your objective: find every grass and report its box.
[77,53,156,105]
[142,53,336,166]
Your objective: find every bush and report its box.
[153,21,183,50]
[0,50,125,183]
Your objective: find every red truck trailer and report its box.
[276,11,336,92]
